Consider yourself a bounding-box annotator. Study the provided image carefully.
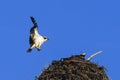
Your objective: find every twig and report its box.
[87,51,103,61]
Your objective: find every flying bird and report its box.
[27,16,48,52]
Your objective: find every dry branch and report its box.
[87,51,103,61]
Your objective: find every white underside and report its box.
[30,30,46,50]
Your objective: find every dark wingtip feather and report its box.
[30,16,36,24]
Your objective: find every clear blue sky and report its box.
[0,0,119,80]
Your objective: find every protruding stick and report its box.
[87,51,103,61]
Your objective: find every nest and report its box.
[38,54,109,80]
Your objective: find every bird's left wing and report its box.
[30,16,38,28]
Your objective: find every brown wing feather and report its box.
[29,35,34,46]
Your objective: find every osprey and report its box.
[27,17,48,52]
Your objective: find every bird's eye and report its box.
[44,37,47,39]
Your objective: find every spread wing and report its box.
[30,16,38,28]
[30,16,38,33]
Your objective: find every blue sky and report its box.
[0,0,119,80]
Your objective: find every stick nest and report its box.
[38,54,109,80]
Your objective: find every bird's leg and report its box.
[37,48,41,51]
[27,44,35,52]
[30,44,35,49]
[37,44,42,51]
[36,46,41,51]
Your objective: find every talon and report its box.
[37,48,41,51]
[27,48,32,52]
